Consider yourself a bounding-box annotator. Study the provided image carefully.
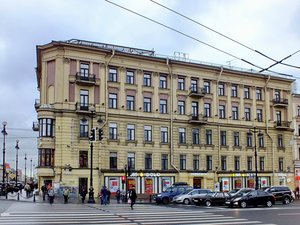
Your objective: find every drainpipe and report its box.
[264,75,274,184]
[216,67,223,177]
[166,58,180,174]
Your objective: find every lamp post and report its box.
[24,154,27,184]
[30,159,32,179]
[15,140,19,186]
[249,126,261,190]
[2,121,7,194]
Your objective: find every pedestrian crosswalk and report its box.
[0,202,277,225]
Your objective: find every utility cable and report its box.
[149,0,300,70]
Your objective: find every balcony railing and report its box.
[34,99,40,109]
[188,114,208,124]
[189,87,205,98]
[75,72,96,84]
[272,98,288,107]
[274,121,291,129]
[75,102,96,112]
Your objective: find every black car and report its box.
[193,192,231,206]
[226,190,275,208]
[264,186,295,204]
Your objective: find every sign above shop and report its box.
[130,172,161,177]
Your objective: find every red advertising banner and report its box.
[145,178,153,194]
[128,178,136,189]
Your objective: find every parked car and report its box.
[264,186,295,204]
[173,188,212,205]
[229,188,255,197]
[193,192,231,206]
[226,189,275,208]
[153,184,192,204]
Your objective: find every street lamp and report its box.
[249,126,262,190]
[2,121,7,189]
[30,158,32,179]
[24,154,27,184]
[15,140,19,186]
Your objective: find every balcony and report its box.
[75,102,96,113]
[274,121,291,130]
[34,99,40,109]
[188,114,208,124]
[75,72,96,85]
[32,121,39,131]
[272,98,288,107]
[188,87,205,98]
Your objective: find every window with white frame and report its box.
[128,152,135,170]
[218,83,225,96]
[206,129,212,145]
[109,123,118,140]
[275,90,281,101]
[161,154,168,170]
[192,128,200,144]
[80,63,89,78]
[232,106,239,120]
[126,95,135,111]
[204,80,211,94]
[179,128,186,144]
[297,106,300,116]
[204,103,211,117]
[80,90,89,110]
[180,155,186,170]
[145,153,152,170]
[160,99,167,114]
[193,155,200,170]
[256,88,262,100]
[109,93,117,109]
[192,101,198,117]
[126,70,135,84]
[161,127,168,143]
[79,119,88,137]
[245,107,251,121]
[190,79,198,92]
[279,158,284,171]
[39,118,55,137]
[206,155,212,170]
[247,132,253,147]
[220,131,226,146]
[234,156,240,171]
[221,156,227,171]
[219,105,226,119]
[232,85,238,97]
[127,124,135,141]
[257,109,263,122]
[278,134,283,147]
[109,68,118,82]
[110,152,117,169]
[259,157,265,171]
[143,73,151,86]
[247,156,253,170]
[143,97,151,112]
[144,125,152,142]
[178,77,185,90]
[159,75,167,88]
[244,86,250,99]
[258,134,264,147]
[234,132,240,146]
[178,100,185,115]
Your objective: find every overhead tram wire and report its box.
[105,0,292,77]
[149,0,300,70]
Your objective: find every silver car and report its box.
[173,189,212,205]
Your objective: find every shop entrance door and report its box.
[193,177,202,188]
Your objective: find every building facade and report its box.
[292,94,300,191]
[34,39,295,196]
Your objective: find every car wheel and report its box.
[240,201,247,208]
[283,197,290,205]
[183,198,190,205]
[205,200,212,207]
[162,197,169,204]
[266,200,273,207]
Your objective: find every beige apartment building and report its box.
[292,94,300,191]
[34,39,295,196]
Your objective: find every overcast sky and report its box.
[0,0,299,175]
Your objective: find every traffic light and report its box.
[121,176,125,184]
[89,128,96,141]
[99,128,104,141]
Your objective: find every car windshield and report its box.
[229,188,240,194]
[181,189,192,195]
[163,187,174,192]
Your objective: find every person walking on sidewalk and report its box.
[41,184,47,201]
[116,188,121,203]
[80,187,87,204]
[129,186,137,210]
[63,187,70,204]
[48,187,55,205]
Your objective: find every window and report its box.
[80,63,89,78]
[204,80,211,94]
[109,93,117,109]
[279,158,284,171]
[232,85,238,97]
[161,154,168,170]
[221,156,227,171]
[247,132,253,147]
[143,73,151,86]
[161,127,168,143]
[192,128,200,144]
[218,83,225,96]
[220,131,227,146]
[178,101,185,115]
[278,134,283,147]
[259,157,265,171]
[244,87,250,99]
[297,106,300,116]
[206,155,212,170]
[276,111,282,124]
[79,151,88,168]
[128,153,135,170]
[204,103,211,117]
[126,70,135,84]
[38,149,55,167]
[257,109,263,122]
[298,125,300,136]
[247,157,253,171]
[179,128,186,144]
[127,124,135,141]
[219,105,226,119]
[109,68,118,82]
[180,155,186,170]
[206,129,212,145]
[258,134,264,148]
[160,75,167,88]
[145,153,152,170]
[144,125,152,142]
[232,106,239,120]
[160,99,167,114]
[245,107,251,121]
[109,152,117,169]
[234,156,240,171]
[275,90,281,101]
[192,102,198,117]
[143,97,151,112]
[178,77,185,90]
[79,119,88,137]
[39,118,55,137]
[190,79,198,92]
[109,123,118,140]
[234,132,240,146]
[126,95,135,111]
[256,88,262,100]
[80,90,89,110]
[193,155,200,170]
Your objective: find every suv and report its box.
[154,183,192,204]
[229,188,255,197]
[265,186,295,204]
[173,188,212,205]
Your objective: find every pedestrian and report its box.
[80,187,87,203]
[100,186,108,205]
[63,187,70,204]
[296,186,299,199]
[41,184,47,201]
[24,183,31,198]
[48,186,55,204]
[116,188,121,204]
[129,186,137,210]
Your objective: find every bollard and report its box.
[17,193,20,201]
[33,194,36,202]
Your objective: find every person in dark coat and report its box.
[116,188,121,203]
[129,186,137,210]
[80,187,87,203]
